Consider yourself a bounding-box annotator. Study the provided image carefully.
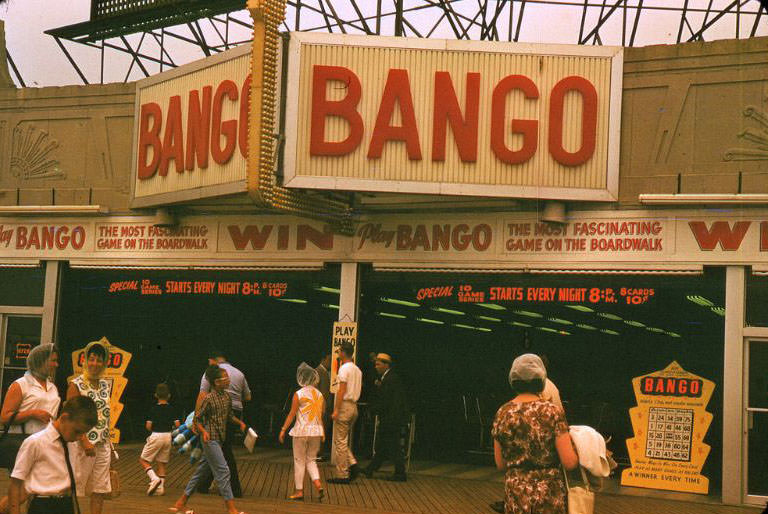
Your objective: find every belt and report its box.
[32,493,71,499]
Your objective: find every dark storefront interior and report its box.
[51,265,727,486]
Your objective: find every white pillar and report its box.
[338,262,360,323]
[41,261,60,344]
[722,266,745,505]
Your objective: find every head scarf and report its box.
[508,353,547,387]
[82,339,110,380]
[296,362,319,387]
[27,343,57,381]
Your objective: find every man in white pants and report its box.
[327,343,362,484]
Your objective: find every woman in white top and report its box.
[0,343,61,514]
[279,363,325,501]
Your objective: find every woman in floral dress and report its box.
[491,354,579,514]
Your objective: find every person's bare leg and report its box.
[90,492,106,514]
[172,493,189,511]
[225,498,244,514]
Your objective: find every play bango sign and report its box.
[131,45,254,208]
[283,33,622,201]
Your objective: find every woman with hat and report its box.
[66,340,112,514]
[0,344,61,513]
[279,362,325,501]
[491,353,578,514]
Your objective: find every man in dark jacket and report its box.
[362,353,409,482]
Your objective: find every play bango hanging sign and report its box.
[283,33,622,201]
[131,45,253,208]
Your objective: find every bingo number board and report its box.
[645,407,693,462]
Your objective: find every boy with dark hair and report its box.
[9,396,97,514]
[139,383,181,496]
[171,365,247,514]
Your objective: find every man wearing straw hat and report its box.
[361,353,409,482]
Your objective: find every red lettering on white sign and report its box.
[688,221,751,251]
[308,66,599,166]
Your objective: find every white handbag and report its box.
[565,466,595,514]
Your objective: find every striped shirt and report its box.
[195,389,233,442]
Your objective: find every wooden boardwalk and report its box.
[0,445,763,513]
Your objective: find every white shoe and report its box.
[156,482,165,496]
[147,476,162,496]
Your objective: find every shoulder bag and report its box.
[0,411,28,470]
[565,465,595,514]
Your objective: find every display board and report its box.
[330,321,358,394]
[70,337,132,444]
[621,361,714,494]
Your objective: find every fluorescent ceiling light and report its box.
[476,327,492,332]
[514,310,543,318]
[417,317,444,325]
[315,286,340,294]
[559,331,571,336]
[601,329,620,336]
[538,327,559,334]
[378,312,406,319]
[686,295,714,307]
[380,297,420,307]
[598,312,622,321]
[711,307,725,316]
[548,318,573,325]
[666,331,682,338]
[277,298,308,304]
[577,324,597,331]
[510,321,532,328]
[432,307,465,315]
[624,320,645,327]
[322,304,339,310]
[477,303,506,311]
[453,323,476,330]
[565,305,594,313]
[477,316,501,322]
[646,327,664,333]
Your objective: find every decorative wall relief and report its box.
[10,125,65,180]
[723,107,768,161]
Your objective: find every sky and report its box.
[1,0,767,87]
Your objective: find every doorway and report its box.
[0,314,43,399]
[743,337,768,505]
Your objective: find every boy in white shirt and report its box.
[9,396,97,514]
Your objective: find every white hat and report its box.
[509,353,547,383]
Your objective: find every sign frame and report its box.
[282,32,623,202]
[130,44,252,209]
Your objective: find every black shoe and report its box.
[490,500,504,513]
[349,464,360,481]
[360,468,374,479]
[327,477,351,484]
[386,474,407,482]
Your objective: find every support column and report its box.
[338,262,360,323]
[41,261,60,345]
[722,265,745,505]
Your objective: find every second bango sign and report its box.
[283,33,622,202]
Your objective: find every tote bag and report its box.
[0,411,28,470]
[565,466,595,514]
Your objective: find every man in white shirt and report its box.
[9,396,97,514]
[327,342,362,484]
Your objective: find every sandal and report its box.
[288,492,304,501]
